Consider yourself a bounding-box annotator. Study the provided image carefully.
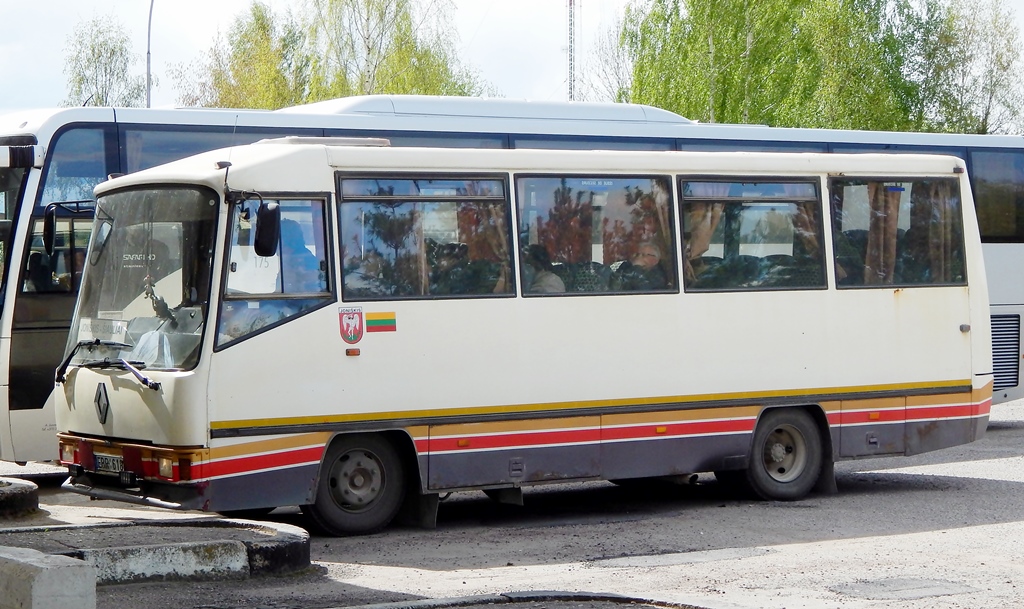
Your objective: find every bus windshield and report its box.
[64,186,218,372]
[0,166,27,292]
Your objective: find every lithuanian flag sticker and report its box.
[366,311,397,333]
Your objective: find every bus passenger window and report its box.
[829,178,966,287]
[681,180,825,292]
[217,198,331,346]
[338,177,514,300]
[516,175,676,295]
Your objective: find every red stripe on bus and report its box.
[839,409,907,425]
[906,403,980,422]
[427,428,602,452]
[601,418,753,442]
[198,446,325,479]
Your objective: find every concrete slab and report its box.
[0,518,310,584]
[0,546,96,609]
[0,477,38,517]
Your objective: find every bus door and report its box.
[3,125,113,461]
[830,177,972,458]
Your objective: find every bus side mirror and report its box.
[43,204,57,256]
[253,202,280,257]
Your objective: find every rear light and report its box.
[158,456,174,479]
[60,442,76,464]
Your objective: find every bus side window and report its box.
[217,199,331,347]
[338,177,514,300]
[681,180,825,291]
[516,175,677,295]
[830,178,966,287]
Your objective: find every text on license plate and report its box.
[94,454,124,473]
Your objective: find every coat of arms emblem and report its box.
[339,307,364,344]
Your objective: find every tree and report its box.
[932,0,1024,133]
[578,14,634,103]
[606,0,1024,133]
[62,15,147,107]
[172,2,310,108]
[176,0,491,108]
[773,0,912,130]
[620,0,810,125]
[306,0,488,98]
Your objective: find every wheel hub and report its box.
[330,450,383,509]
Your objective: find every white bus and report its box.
[2,94,1023,462]
[0,96,691,462]
[53,139,992,535]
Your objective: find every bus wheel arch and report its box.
[745,406,829,501]
[302,432,409,536]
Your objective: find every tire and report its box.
[746,408,823,501]
[302,434,405,536]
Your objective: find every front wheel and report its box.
[302,434,405,536]
[746,409,823,501]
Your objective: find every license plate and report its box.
[94,453,124,473]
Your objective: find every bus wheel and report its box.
[747,409,822,501]
[303,434,406,536]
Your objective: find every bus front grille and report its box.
[991,315,1020,391]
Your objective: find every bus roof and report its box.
[4,94,1024,151]
[95,139,970,199]
[276,94,693,124]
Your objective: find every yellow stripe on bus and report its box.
[209,379,971,431]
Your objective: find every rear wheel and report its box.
[746,408,822,501]
[302,434,405,536]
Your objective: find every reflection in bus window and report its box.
[968,150,1024,242]
[218,199,330,346]
[830,178,966,286]
[39,127,112,208]
[0,165,26,280]
[339,177,513,300]
[19,218,92,294]
[681,180,825,291]
[516,175,676,295]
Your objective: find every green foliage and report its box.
[62,15,147,107]
[175,0,490,109]
[614,0,1024,133]
[172,2,310,108]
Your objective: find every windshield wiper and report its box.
[78,358,161,391]
[55,339,133,384]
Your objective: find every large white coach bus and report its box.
[1,94,1023,462]
[53,139,992,535]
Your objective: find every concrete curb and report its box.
[1,517,311,585]
[0,477,39,518]
[338,590,705,609]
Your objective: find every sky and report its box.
[1,0,1024,112]
[0,0,630,111]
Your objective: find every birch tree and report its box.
[62,15,147,107]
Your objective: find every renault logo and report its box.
[94,383,110,424]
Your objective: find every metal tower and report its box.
[567,0,576,101]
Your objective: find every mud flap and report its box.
[396,492,439,529]
[814,457,838,494]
